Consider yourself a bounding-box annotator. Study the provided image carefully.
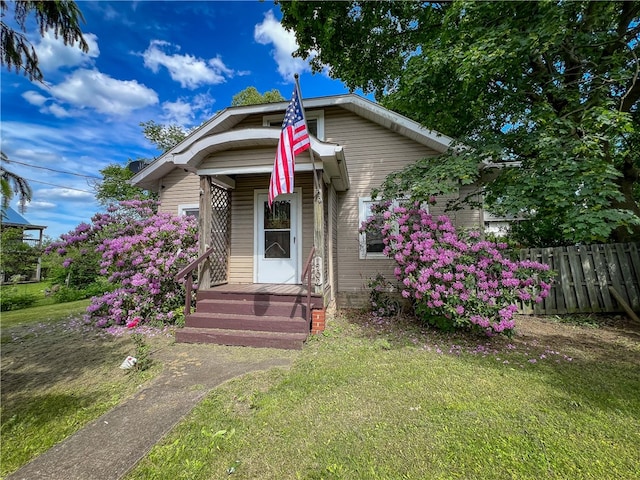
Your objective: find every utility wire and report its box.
[1,159,102,179]
[21,177,95,194]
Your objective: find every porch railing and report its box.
[174,244,216,317]
[301,246,316,325]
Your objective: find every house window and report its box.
[263,110,324,140]
[359,198,428,259]
[359,198,387,259]
[178,204,199,221]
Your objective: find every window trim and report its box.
[359,197,388,260]
[359,198,429,260]
[178,204,199,218]
[263,110,325,140]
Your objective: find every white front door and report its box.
[255,191,301,284]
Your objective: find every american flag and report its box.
[268,84,310,206]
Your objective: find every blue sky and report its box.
[1,0,361,240]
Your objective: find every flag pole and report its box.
[294,74,323,293]
[294,74,320,201]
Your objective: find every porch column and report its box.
[199,175,213,289]
[313,172,324,295]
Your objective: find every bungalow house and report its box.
[131,94,483,348]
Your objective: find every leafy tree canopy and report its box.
[139,120,189,153]
[92,163,157,206]
[280,1,640,245]
[231,86,285,106]
[1,0,88,82]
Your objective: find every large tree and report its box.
[92,163,157,206]
[231,86,285,106]
[280,1,640,245]
[1,0,88,82]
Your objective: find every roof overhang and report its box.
[131,93,452,191]
[132,127,349,191]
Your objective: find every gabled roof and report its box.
[131,93,453,191]
[1,206,47,229]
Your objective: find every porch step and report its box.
[175,327,308,350]
[185,311,309,334]
[195,298,310,318]
[176,285,321,350]
[195,289,321,307]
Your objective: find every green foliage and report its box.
[1,0,88,82]
[51,281,111,304]
[281,1,640,245]
[93,163,156,206]
[231,86,285,106]
[1,152,32,213]
[46,245,102,289]
[0,288,37,311]
[367,274,401,319]
[0,227,41,279]
[131,333,151,371]
[140,120,188,153]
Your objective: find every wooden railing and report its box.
[301,246,316,325]
[174,244,216,317]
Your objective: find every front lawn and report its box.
[127,311,640,480]
[0,309,170,477]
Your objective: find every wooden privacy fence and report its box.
[518,242,640,316]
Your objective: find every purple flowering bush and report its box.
[361,202,553,335]
[46,200,198,327]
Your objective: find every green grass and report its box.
[0,299,90,330]
[126,312,640,480]
[0,306,168,478]
[0,281,57,309]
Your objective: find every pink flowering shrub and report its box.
[46,200,198,327]
[361,202,553,335]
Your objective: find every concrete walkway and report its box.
[8,343,297,480]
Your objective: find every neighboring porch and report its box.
[176,283,324,350]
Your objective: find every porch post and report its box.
[199,175,213,289]
[313,173,324,295]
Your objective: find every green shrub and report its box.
[52,287,87,303]
[0,289,38,311]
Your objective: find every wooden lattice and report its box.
[208,182,231,285]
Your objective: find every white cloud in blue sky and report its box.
[254,10,311,81]
[141,40,236,89]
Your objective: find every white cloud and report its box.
[142,40,235,89]
[22,91,48,106]
[28,200,56,209]
[254,10,311,81]
[47,69,158,115]
[161,92,216,126]
[46,103,73,118]
[162,99,194,125]
[34,31,100,72]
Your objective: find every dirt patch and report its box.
[511,314,640,365]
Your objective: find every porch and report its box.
[176,283,323,350]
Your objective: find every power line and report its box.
[1,159,102,179]
[21,177,95,194]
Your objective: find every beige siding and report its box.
[158,169,199,214]
[227,172,315,284]
[200,146,273,171]
[327,108,436,301]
